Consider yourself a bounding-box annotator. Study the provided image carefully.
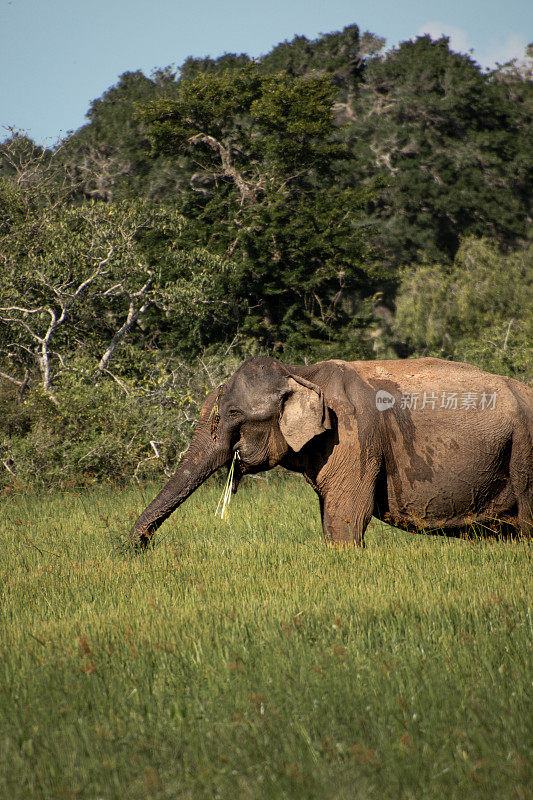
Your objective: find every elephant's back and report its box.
[347,356,496,383]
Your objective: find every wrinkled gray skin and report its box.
[131,356,533,547]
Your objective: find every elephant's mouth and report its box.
[231,456,243,494]
[230,450,266,491]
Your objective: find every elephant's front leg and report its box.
[320,475,377,548]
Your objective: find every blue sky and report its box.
[1,0,531,144]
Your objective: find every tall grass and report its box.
[0,474,531,799]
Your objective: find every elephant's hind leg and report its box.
[509,429,533,538]
[516,491,533,538]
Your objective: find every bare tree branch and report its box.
[133,440,170,483]
[0,252,115,403]
[95,275,154,379]
[0,369,25,387]
[2,459,16,476]
[503,319,514,351]
[187,133,260,205]
[102,369,131,395]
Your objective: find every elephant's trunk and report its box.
[130,388,230,547]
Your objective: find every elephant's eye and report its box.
[227,408,243,419]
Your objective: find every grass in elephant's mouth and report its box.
[0,474,531,800]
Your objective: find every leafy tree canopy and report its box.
[349,36,532,264]
[395,237,533,380]
[139,63,380,357]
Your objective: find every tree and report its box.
[348,36,531,267]
[261,24,384,102]
[0,159,234,401]
[140,63,379,357]
[56,70,187,202]
[394,237,533,380]
[51,25,385,206]
[0,153,239,485]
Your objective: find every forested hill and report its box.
[1,24,532,486]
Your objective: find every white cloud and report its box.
[416,23,528,69]
[416,22,472,55]
[481,33,527,67]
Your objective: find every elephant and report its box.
[131,356,533,547]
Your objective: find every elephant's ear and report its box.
[279,377,332,453]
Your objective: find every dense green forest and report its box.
[1,25,532,486]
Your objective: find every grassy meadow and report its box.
[0,474,531,800]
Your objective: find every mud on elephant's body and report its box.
[131,356,533,547]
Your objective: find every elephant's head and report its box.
[131,356,331,546]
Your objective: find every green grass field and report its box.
[0,474,531,800]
